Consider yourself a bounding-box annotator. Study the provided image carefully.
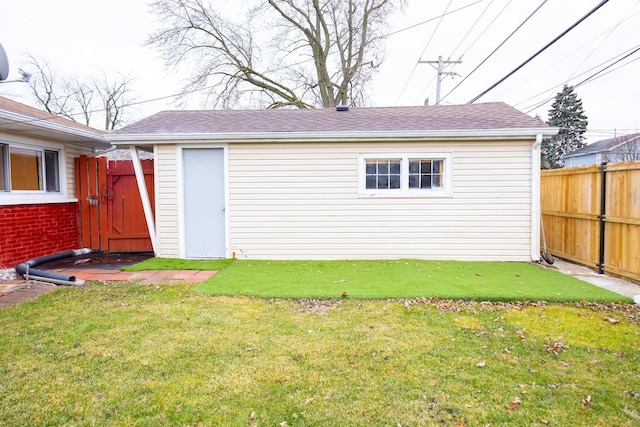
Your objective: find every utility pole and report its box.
[419,56,461,105]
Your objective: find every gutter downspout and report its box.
[530,134,542,262]
[130,145,157,255]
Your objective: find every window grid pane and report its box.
[409,159,444,189]
[365,159,401,189]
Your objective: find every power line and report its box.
[385,0,486,37]
[496,6,640,103]
[418,56,462,105]
[458,0,512,59]
[440,0,548,104]
[418,0,454,62]
[467,0,611,104]
[565,1,638,81]
[522,45,640,114]
[514,42,640,109]
[448,0,496,59]
[394,0,454,105]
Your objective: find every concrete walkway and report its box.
[0,268,218,308]
[46,267,218,284]
[549,259,640,300]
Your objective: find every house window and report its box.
[365,159,401,189]
[359,153,452,197]
[0,143,61,192]
[408,159,444,189]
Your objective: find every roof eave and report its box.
[0,110,110,148]
[108,127,559,145]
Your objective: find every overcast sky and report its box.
[1,0,638,143]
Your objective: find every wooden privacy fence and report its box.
[541,161,640,282]
[75,156,155,253]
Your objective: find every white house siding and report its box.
[64,142,96,198]
[155,144,181,258]
[226,139,533,261]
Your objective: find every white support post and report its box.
[130,145,157,255]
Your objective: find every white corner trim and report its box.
[530,134,542,262]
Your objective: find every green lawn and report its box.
[0,283,639,426]
[196,259,630,302]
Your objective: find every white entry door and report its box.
[183,148,226,258]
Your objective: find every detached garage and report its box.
[108,102,556,262]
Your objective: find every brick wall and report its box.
[0,203,80,268]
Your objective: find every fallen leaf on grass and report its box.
[544,337,569,355]
[507,396,521,413]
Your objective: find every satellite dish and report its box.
[0,43,9,81]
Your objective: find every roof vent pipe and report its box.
[336,105,349,112]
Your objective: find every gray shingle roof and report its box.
[112,102,550,135]
[564,133,640,158]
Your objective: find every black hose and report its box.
[15,248,91,282]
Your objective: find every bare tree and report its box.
[95,73,135,130]
[148,0,403,109]
[25,54,135,130]
[26,54,77,120]
[602,135,640,163]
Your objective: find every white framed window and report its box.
[358,152,452,197]
[1,140,65,204]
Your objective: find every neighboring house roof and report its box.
[563,133,640,159]
[109,102,556,144]
[0,96,109,148]
[94,147,154,160]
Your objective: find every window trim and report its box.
[0,139,67,205]
[358,152,452,197]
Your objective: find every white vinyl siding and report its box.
[155,144,180,258]
[64,142,96,197]
[225,140,533,261]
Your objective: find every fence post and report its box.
[597,161,607,274]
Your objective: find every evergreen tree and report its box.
[541,85,588,169]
